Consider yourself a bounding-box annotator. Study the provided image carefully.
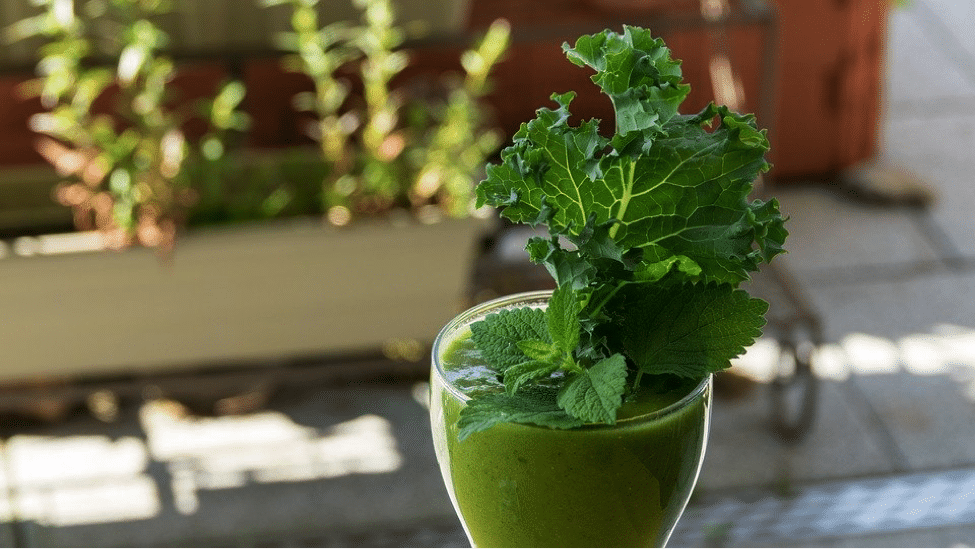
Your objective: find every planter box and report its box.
[765,0,890,178]
[0,216,489,384]
[466,0,890,179]
[0,0,473,66]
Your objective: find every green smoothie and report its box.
[429,24,784,548]
[431,329,711,548]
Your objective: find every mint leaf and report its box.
[556,354,628,424]
[503,360,561,395]
[546,285,580,353]
[516,339,560,361]
[470,307,549,371]
[613,281,769,378]
[458,386,584,440]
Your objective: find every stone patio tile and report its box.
[0,522,13,548]
[17,384,456,547]
[698,379,899,493]
[0,442,11,535]
[802,270,975,344]
[797,523,975,548]
[881,113,975,257]
[676,466,975,548]
[1,408,154,548]
[880,1,975,259]
[803,271,975,470]
[769,185,941,275]
[684,514,951,548]
[785,527,953,548]
[884,6,975,110]
[902,0,975,71]
[850,370,975,471]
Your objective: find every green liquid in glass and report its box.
[431,329,711,548]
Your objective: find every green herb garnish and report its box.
[457,26,787,441]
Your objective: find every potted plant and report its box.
[259,0,508,226]
[429,26,787,547]
[5,0,246,254]
[0,0,510,384]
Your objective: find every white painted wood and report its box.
[0,216,488,381]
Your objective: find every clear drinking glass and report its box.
[430,291,712,547]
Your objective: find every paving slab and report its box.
[816,524,975,548]
[884,6,975,110]
[1,406,152,547]
[770,185,942,276]
[881,1,975,259]
[0,524,14,548]
[698,378,900,493]
[881,113,975,258]
[850,370,975,471]
[671,466,975,548]
[900,0,975,82]
[801,269,975,344]
[5,383,456,547]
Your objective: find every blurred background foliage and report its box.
[4,0,509,251]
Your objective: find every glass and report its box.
[430,290,712,547]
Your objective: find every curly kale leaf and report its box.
[476,26,786,285]
[460,26,787,436]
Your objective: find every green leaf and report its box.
[457,386,584,440]
[633,250,702,283]
[563,26,689,139]
[476,92,608,230]
[526,236,595,290]
[556,354,628,424]
[546,285,580,353]
[503,359,561,395]
[470,307,549,371]
[567,214,629,264]
[614,281,769,378]
[467,26,787,431]
[516,339,559,361]
[477,39,786,286]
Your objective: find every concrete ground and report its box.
[3,0,975,546]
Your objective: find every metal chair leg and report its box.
[770,335,819,444]
[762,262,825,443]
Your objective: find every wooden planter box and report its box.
[466,0,891,179]
[0,216,489,384]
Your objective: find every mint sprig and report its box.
[460,286,632,434]
[456,26,787,439]
[470,306,549,371]
[457,386,583,441]
[471,286,584,389]
[556,353,628,425]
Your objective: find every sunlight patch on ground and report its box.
[412,381,431,410]
[732,326,975,394]
[843,333,902,375]
[730,337,782,383]
[0,405,405,526]
[731,338,851,383]
[895,324,975,402]
[138,402,403,515]
[2,436,159,527]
